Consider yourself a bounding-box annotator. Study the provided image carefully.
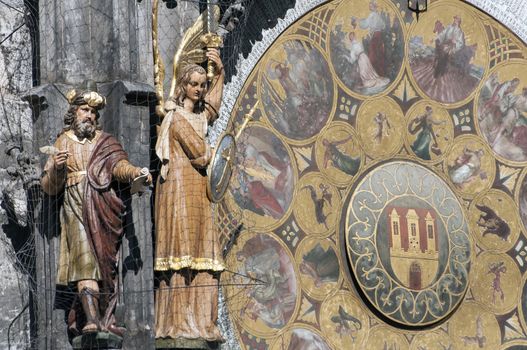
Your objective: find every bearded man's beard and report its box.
[73,118,97,139]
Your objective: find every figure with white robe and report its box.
[347,32,389,92]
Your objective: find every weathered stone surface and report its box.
[0,0,32,94]
[39,0,154,86]
[0,1,34,349]
[0,226,31,350]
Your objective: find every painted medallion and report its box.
[224,232,299,337]
[295,236,341,300]
[228,124,296,230]
[476,62,527,164]
[405,100,454,163]
[293,172,341,236]
[343,161,471,326]
[448,301,501,350]
[407,1,488,105]
[314,122,363,186]
[259,38,335,143]
[328,0,405,98]
[356,96,405,159]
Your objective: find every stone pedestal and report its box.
[72,332,123,350]
[155,338,220,350]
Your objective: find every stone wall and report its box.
[0,1,34,349]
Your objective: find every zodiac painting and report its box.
[320,292,368,349]
[293,173,341,235]
[296,237,341,299]
[329,0,404,97]
[468,190,520,252]
[356,97,404,159]
[470,252,520,314]
[448,302,500,350]
[444,135,495,195]
[260,39,334,141]
[315,122,363,186]
[408,2,487,104]
[476,62,527,163]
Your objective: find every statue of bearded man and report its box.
[41,86,152,337]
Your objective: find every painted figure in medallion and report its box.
[331,305,362,341]
[235,235,297,329]
[448,146,486,189]
[322,136,361,176]
[373,112,391,144]
[231,131,294,223]
[461,316,486,347]
[330,0,404,96]
[346,31,390,92]
[409,11,484,104]
[299,243,339,287]
[262,40,333,140]
[478,70,527,161]
[408,105,447,160]
[154,50,225,342]
[351,0,388,77]
[476,204,511,241]
[488,261,506,304]
[287,329,331,350]
[301,184,333,229]
[41,87,152,337]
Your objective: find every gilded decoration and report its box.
[343,161,471,326]
[215,0,527,347]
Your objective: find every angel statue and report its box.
[151,1,226,346]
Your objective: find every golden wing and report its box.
[152,0,166,118]
[151,2,219,118]
[168,5,220,98]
